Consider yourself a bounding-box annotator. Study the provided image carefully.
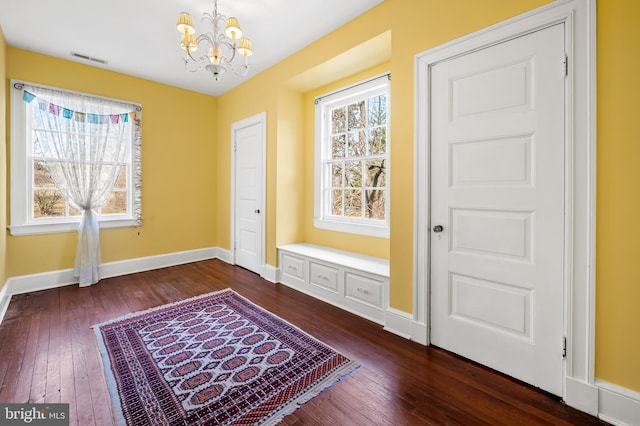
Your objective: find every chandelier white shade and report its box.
[176,0,253,82]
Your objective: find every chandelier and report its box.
[176,0,253,82]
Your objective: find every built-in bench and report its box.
[277,243,389,324]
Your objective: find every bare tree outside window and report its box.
[32,139,129,219]
[326,93,387,220]
[33,161,65,217]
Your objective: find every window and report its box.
[9,81,142,236]
[314,74,390,238]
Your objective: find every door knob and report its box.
[433,225,444,233]
[255,209,261,214]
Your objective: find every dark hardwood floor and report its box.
[0,259,606,425]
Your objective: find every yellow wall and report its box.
[0,27,7,290]
[595,0,640,392]
[5,48,218,278]
[275,88,305,248]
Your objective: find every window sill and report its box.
[9,218,139,236]
[314,218,389,239]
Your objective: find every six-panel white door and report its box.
[233,114,265,275]
[430,24,566,395]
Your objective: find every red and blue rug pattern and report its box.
[94,289,359,425]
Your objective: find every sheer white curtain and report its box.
[27,86,134,286]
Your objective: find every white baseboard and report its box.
[216,248,234,264]
[101,247,217,279]
[410,321,428,345]
[383,307,413,339]
[383,308,428,345]
[0,246,221,325]
[262,264,278,283]
[7,269,77,296]
[565,377,599,415]
[596,380,640,426]
[0,283,11,328]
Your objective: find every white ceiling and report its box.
[0,0,383,96]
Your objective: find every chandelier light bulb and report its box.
[180,33,198,52]
[237,38,253,57]
[225,17,242,40]
[176,12,195,35]
[209,46,224,65]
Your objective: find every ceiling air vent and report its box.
[70,52,108,65]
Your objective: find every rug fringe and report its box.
[258,360,361,426]
[94,325,127,426]
[92,288,234,329]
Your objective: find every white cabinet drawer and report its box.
[310,262,339,294]
[345,272,383,308]
[282,254,304,279]
[278,244,388,324]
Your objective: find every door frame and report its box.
[413,0,596,409]
[230,112,267,276]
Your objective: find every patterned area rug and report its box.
[94,289,359,425]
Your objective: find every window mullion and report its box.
[315,75,389,237]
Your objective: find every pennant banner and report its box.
[22,90,137,123]
[22,91,36,103]
[49,104,61,115]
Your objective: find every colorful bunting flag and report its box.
[23,91,36,103]
[20,89,137,124]
[49,104,61,115]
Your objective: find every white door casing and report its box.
[414,0,596,410]
[231,112,266,276]
[430,24,565,395]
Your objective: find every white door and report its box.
[430,24,565,395]
[232,113,265,275]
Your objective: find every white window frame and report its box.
[314,74,390,238]
[9,81,142,236]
